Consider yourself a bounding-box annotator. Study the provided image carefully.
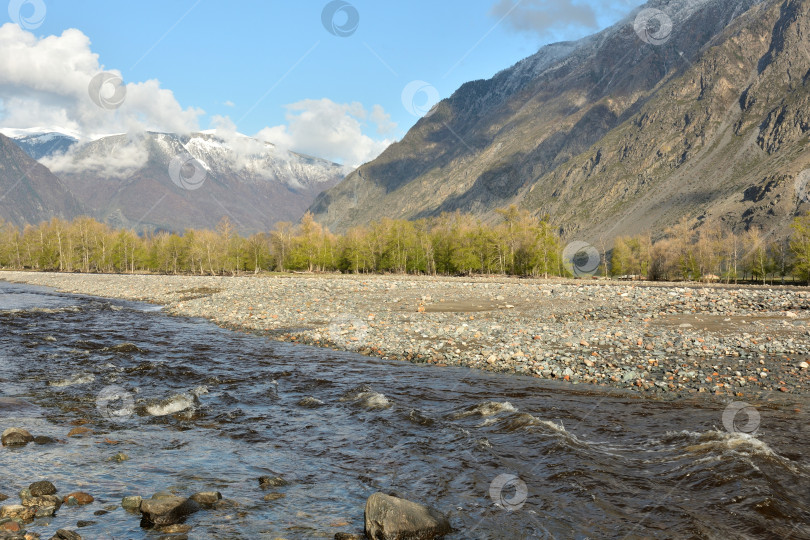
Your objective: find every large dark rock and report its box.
[29,481,57,496]
[1,428,33,447]
[139,495,200,528]
[364,492,451,540]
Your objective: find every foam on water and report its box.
[146,386,208,416]
[146,393,196,416]
[339,385,392,410]
[47,372,95,387]
[450,400,518,419]
[298,397,325,408]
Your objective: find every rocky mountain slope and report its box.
[0,133,82,227]
[2,130,345,234]
[311,0,810,243]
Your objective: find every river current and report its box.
[0,281,808,539]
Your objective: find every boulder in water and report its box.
[19,488,61,510]
[0,504,35,522]
[33,436,56,445]
[121,496,142,512]
[364,492,451,539]
[189,491,221,507]
[139,495,200,528]
[258,476,288,489]
[50,530,82,540]
[63,492,93,506]
[28,481,57,497]
[1,428,33,447]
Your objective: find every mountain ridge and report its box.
[0,133,83,227]
[0,129,347,234]
[310,0,809,244]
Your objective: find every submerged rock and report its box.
[364,492,451,540]
[49,530,81,540]
[189,492,221,507]
[258,476,288,489]
[63,492,93,506]
[32,436,55,445]
[1,429,33,447]
[121,496,142,511]
[139,495,200,528]
[35,505,57,517]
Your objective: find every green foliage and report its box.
[4,210,810,283]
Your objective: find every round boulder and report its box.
[1,428,34,447]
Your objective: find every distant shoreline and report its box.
[2,271,809,401]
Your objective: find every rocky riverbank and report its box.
[2,271,809,399]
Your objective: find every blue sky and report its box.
[1,0,645,165]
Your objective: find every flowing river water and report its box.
[0,281,808,539]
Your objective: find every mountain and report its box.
[0,128,80,160]
[311,0,810,243]
[8,130,346,234]
[0,133,83,227]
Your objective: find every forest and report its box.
[2,206,810,283]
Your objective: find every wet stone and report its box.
[121,496,142,512]
[139,496,200,528]
[62,493,93,506]
[189,492,221,507]
[32,436,55,445]
[28,482,56,497]
[49,530,81,540]
[1,429,33,447]
[258,476,288,489]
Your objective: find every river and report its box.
[0,281,808,539]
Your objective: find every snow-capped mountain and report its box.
[0,127,81,160]
[1,128,347,233]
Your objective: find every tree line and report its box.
[2,209,810,283]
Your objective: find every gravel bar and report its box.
[3,271,810,400]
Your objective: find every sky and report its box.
[0,0,646,166]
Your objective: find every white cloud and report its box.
[370,104,396,136]
[254,98,396,167]
[0,23,202,137]
[223,100,235,107]
[491,0,598,37]
[40,134,150,177]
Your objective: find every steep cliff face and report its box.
[0,134,82,227]
[311,0,810,243]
